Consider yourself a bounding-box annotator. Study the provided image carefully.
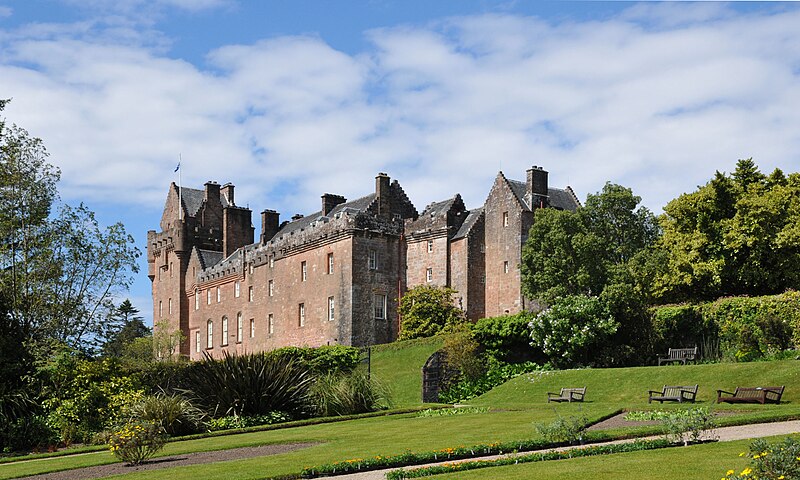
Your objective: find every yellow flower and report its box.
[739,452,747,457]
[741,467,752,475]
[726,470,734,475]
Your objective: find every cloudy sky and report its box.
[2,1,799,324]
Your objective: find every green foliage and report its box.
[311,369,391,416]
[438,361,542,403]
[529,295,618,368]
[723,437,800,480]
[179,351,314,418]
[535,414,589,445]
[415,407,488,417]
[206,412,291,431]
[107,421,166,465]
[441,325,484,382]
[101,299,150,359]
[598,283,655,366]
[270,345,361,375]
[658,407,717,446]
[399,285,466,340]
[127,394,206,436]
[658,159,800,302]
[521,182,658,304]
[472,312,538,363]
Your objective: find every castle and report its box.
[148,167,580,360]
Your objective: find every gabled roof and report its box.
[452,207,484,240]
[507,179,580,212]
[274,194,377,238]
[196,249,224,270]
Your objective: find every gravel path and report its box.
[332,419,800,480]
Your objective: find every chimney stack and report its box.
[375,173,390,216]
[220,183,235,206]
[204,181,221,203]
[321,193,346,216]
[260,209,280,243]
[526,166,549,208]
[291,213,304,221]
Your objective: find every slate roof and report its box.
[196,249,224,269]
[452,207,484,240]
[273,194,377,238]
[507,179,580,212]
[177,185,231,217]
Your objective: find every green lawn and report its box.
[2,358,799,479]
[370,336,443,407]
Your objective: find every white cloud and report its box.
[1,5,800,221]
[0,6,11,18]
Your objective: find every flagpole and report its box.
[178,154,183,222]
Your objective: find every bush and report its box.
[535,415,589,445]
[439,361,541,403]
[398,285,466,340]
[722,437,800,480]
[472,312,538,364]
[269,345,361,375]
[108,421,166,465]
[529,295,618,368]
[311,369,391,416]
[179,351,314,418]
[658,407,717,446]
[127,394,205,436]
[206,412,291,431]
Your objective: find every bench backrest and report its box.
[662,385,698,397]
[667,347,698,359]
[560,387,586,395]
[734,386,784,400]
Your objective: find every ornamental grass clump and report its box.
[107,421,166,465]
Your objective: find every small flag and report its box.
[174,161,181,173]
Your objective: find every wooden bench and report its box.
[657,347,698,366]
[547,387,586,403]
[648,385,698,403]
[717,386,785,405]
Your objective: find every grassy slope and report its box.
[3,358,800,479]
[369,336,443,407]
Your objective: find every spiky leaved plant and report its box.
[179,351,314,418]
[311,368,391,417]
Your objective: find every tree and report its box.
[101,300,150,358]
[0,99,140,357]
[657,159,800,301]
[398,285,465,340]
[521,182,659,304]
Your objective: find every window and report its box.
[195,289,199,310]
[503,211,509,227]
[268,313,274,334]
[207,320,213,348]
[426,268,433,283]
[195,331,200,353]
[503,261,509,273]
[235,281,240,298]
[168,298,172,315]
[207,289,211,305]
[159,301,162,318]
[248,263,253,275]
[368,250,378,270]
[374,294,386,320]
[301,261,307,281]
[169,261,173,277]
[328,296,335,321]
[236,312,243,343]
[298,303,305,327]
[248,286,253,302]
[269,255,274,268]
[427,239,433,253]
[249,318,255,338]
[327,253,334,274]
[221,317,228,346]
[268,279,274,297]
[216,287,221,303]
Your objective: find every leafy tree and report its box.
[0,100,140,356]
[657,159,800,301]
[398,285,465,340]
[102,300,150,358]
[521,182,658,304]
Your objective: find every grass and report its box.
[428,435,788,479]
[2,357,800,479]
[369,336,443,407]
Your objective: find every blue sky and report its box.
[2,1,800,326]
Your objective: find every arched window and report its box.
[221,316,229,346]
[236,312,243,343]
[206,320,213,348]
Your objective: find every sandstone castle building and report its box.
[148,167,580,360]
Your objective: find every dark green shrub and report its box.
[472,312,538,363]
[179,351,314,418]
[108,421,166,465]
[439,361,542,403]
[651,304,714,358]
[127,394,205,436]
[311,369,391,416]
[269,345,361,375]
[398,285,466,340]
[206,412,291,431]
